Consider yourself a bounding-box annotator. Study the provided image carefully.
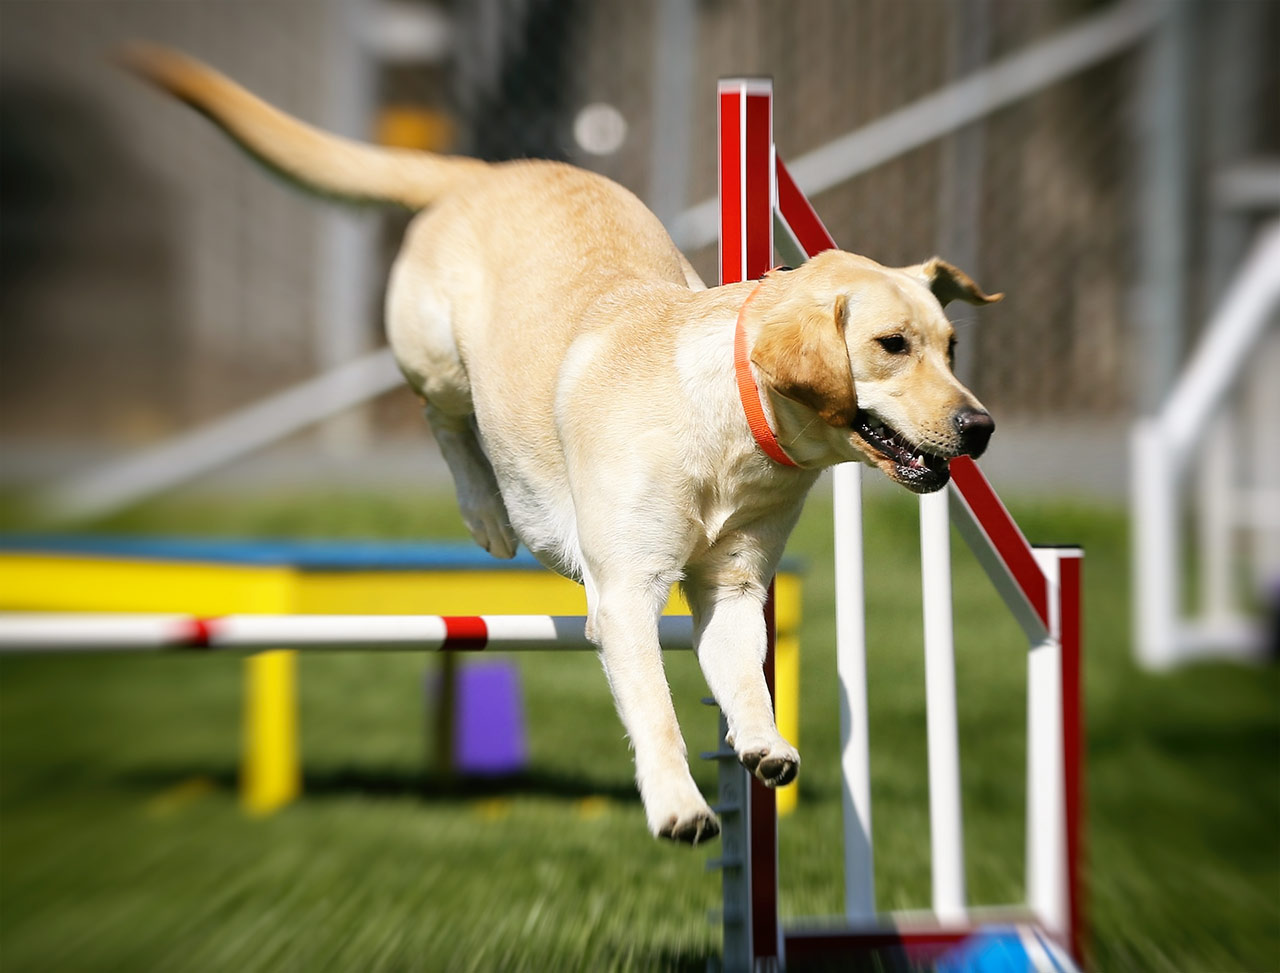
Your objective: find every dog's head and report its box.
[750,250,1001,492]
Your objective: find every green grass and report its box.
[1,486,1277,971]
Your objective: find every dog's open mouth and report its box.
[853,410,951,493]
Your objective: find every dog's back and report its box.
[125,44,697,577]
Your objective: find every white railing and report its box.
[40,348,403,524]
[1132,219,1280,669]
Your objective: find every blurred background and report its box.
[2,0,1274,497]
[1,1,1278,971]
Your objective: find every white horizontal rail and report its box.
[672,0,1158,251]
[40,348,403,523]
[0,613,695,654]
[1213,161,1280,212]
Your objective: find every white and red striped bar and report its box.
[718,76,783,973]
[0,613,695,654]
[775,157,837,259]
[949,456,1051,639]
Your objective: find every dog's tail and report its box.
[120,44,485,210]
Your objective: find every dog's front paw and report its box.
[644,780,720,845]
[738,739,800,788]
[654,805,720,846]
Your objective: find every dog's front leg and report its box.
[589,579,719,844]
[684,561,800,789]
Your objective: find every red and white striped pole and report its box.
[718,76,783,972]
[0,613,695,654]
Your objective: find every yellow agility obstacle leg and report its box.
[241,650,300,815]
[774,574,802,817]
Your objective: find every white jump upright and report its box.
[919,489,967,923]
[719,78,1087,972]
[833,462,876,922]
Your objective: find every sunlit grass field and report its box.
[1,484,1276,971]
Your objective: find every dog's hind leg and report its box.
[386,220,518,560]
[424,404,518,559]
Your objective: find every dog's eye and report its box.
[947,337,957,368]
[876,335,908,355]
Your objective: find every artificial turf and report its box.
[1,484,1276,971]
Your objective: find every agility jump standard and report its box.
[714,78,1085,971]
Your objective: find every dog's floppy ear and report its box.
[905,257,1003,307]
[751,295,857,428]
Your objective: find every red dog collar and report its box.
[734,276,799,468]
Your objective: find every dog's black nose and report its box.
[954,408,994,458]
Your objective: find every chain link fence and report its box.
[2,0,1276,453]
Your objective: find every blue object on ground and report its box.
[936,925,1079,973]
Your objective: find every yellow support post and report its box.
[773,573,802,816]
[774,632,800,817]
[241,650,300,815]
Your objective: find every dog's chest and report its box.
[686,459,816,560]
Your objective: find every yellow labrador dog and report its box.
[126,47,999,844]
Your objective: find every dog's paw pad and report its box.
[657,809,720,846]
[756,754,799,787]
[739,743,800,788]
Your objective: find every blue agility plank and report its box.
[0,534,547,572]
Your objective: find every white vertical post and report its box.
[317,0,378,453]
[1133,420,1181,669]
[647,0,696,230]
[1026,551,1068,943]
[834,463,876,921]
[1249,332,1280,591]
[1134,0,1194,418]
[919,489,966,922]
[1198,413,1235,623]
